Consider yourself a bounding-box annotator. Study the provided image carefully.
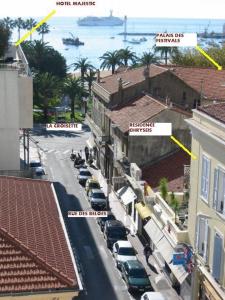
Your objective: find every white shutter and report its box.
[198,218,206,256]
[205,158,210,200]
[201,157,206,198]
[213,168,219,209]
[212,233,223,282]
[201,155,210,201]
[203,219,209,262]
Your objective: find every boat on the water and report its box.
[62,33,84,46]
[77,10,123,26]
[128,38,141,44]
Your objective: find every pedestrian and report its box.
[143,243,152,264]
[84,146,89,161]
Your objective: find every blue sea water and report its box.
[12,17,225,69]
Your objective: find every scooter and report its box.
[74,157,85,168]
[70,153,76,161]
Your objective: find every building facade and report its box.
[186,103,225,300]
[0,44,33,170]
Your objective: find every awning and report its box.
[135,202,151,220]
[144,219,164,245]
[157,237,189,284]
[120,186,137,206]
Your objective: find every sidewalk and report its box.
[90,166,181,299]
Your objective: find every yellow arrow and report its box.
[15,10,56,46]
[170,135,197,160]
[196,45,222,71]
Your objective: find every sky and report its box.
[0,0,225,19]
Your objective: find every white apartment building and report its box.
[0,44,33,170]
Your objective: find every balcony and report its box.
[0,44,31,77]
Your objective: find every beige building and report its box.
[186,103,225,300]
[0,44,33,170]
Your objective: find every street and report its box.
[30,125,135,300]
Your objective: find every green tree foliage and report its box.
[84,68,96,95]
[14,17,25,40]
[159,177,168,201]
[170,192,180,224]
[0,20,11,58]
[63,76,88,120]
[22,40,67,78]
[171,46,225,68]
[117,47,137,66]
[37,23,50,42]
[155,46,177,65]
[24,18,37,41]
[72,57,94,84]
[138,51,159,67]
[33,72,62,121]
[99,50,121,74]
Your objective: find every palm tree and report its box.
[117,47,137,66]
[72,58,94,84]
[3,17,14,32]
[139,51,158,67]
[99,50,120,74]
[24,18,37,41]
[37,22,50,42]
[84,68,96,95]
[14,17,25,40]
[34,72,61,121]
[170,192,180,224]
[155,46,177,65]
[63,76,87,120]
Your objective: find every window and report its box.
[182,91,187,101]
[212,232,223,283]
[213,167,225,215]
[200,155,211,202]
[196,217,209,262]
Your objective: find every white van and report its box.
[141,292,166,300]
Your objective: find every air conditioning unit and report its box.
[130,163,142,181]
[153,204,162,216]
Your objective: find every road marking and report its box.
[63,149,71,154]
[15,10,56,46]
[83,245,95,260]
[47,149,55,153]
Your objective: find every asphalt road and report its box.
[30,126,137,300]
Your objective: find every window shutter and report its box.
[203,220,209,262]
[212,233,223,282]
[198,218,206,256]
[205,158,210,200]
[201,157,206,198]
[213,168,219,209]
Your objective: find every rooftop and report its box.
[95,64,167,94]
[142,150,190,192]
[198,102,225,124]
[0,176,79,294]
[168,66,225,101]
[106,95,167,133]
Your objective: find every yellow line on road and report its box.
[170,135,197,160]
[196,45,222,70]
[15,10,56,46]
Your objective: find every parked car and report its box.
[121,260,153,293]
[34,166,45,176]
[85,178,100,195]
[89,189,107,210]
[112,240,137,269]
[29,160,41,168]
[78,169,92,185]
[141,292,166,300]
[97,211,116,231]
[104,220,129,249]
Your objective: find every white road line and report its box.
[47,149,55,153]
[63,149,71,154]
[84,245,95,260]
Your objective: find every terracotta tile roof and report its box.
[106,95,167,132]
[96,65,167,94]
[142,151,190,192]
[168,66,225,101]
[198,102,225,124]
[0,176,78,294]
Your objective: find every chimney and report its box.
[118,77,123,90]
[143,66,150,92]
[97,69,100,83]
[166,96,171,106]
[117,77,124,104]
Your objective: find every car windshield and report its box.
[92,193,105,199]
[30,162,41,167]
[118,247,135,256]
[108,227,126,238]
[90,182,100,189]
[80,171,91,176]
[129,268,147,278]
